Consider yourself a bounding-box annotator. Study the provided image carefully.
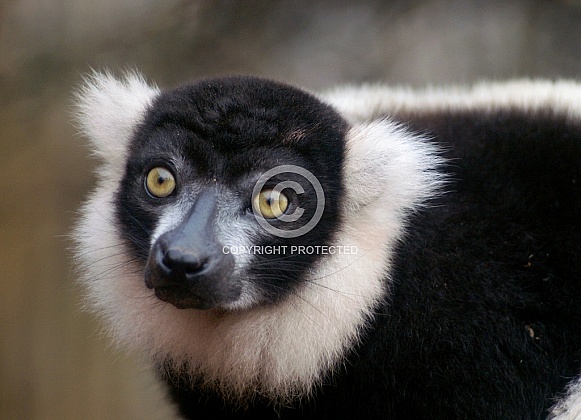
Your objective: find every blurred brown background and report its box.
[1,0,580,418]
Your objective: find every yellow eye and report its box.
[145,167,176,198]
[253,189,289,219]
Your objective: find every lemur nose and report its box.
[143,188,237,310]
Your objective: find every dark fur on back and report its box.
[368,110,581,418]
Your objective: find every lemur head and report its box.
[73,71,441,402]
[114,76,347,311]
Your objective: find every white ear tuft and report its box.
[73,70,160,163]
[343,120,446,215]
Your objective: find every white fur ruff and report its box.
[549,376,581,420]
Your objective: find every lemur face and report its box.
[113,77,348,311]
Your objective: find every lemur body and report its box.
[74,73,581,419]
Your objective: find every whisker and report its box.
[74,245,138,270]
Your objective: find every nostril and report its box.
[162,249,182,269]
[162,248,209,279]
[184,260,207,276]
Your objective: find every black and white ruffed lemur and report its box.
[73,72,581,419]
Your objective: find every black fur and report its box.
[163,108,581,419]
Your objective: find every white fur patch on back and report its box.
[73,72,444,405]
[321,79,581,123]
